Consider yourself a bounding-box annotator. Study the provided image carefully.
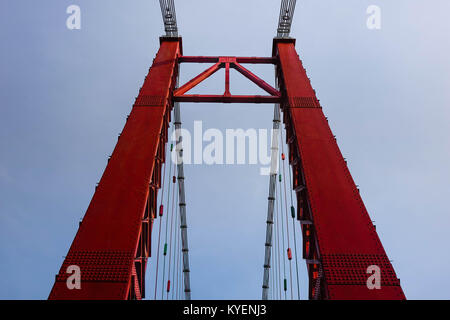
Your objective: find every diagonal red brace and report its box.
[174,62,221,96]
[232,62,280,97]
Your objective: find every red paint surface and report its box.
[276,39,405,300]
[49,39,181,300]
[49,36,406,300]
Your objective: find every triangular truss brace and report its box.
[174,56,281,104]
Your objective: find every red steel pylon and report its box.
[49,38,181,299]
[49,35,405,300]
[274,38,404,299]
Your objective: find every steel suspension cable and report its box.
[273,185,280,300]
[178,240,183,299]
[280,126,294,300]
[178,198,183,300]
[268,230,272,300]
[154,139,169,299]
[284,127,301,300]
[159,0,178,37]
[270,208,277,299]
[274,192,281,300]
[172,182,180,300]
[275,180,282,299]
[161,148,174,299]
[174,100,192,300]
[277,0,297,38]
[271,238,275,300]
[262,104,281,300]
[277,175,287,300]
[166,164,177,299]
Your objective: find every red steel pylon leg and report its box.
[274,38,405,300]
[48,38,182,300]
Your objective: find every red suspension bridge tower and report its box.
[49,0,405,300]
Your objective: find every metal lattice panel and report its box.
[55,250,133,282]
[289,96,321,108]
[321,254,401,286]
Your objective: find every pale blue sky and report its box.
[1,0,449,299]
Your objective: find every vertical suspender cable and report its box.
[273,192,279,300]
[280,127,294,300]
[269,236,272,299]
[166,164,177,299]
[178,237,183,299]
[278,160,287,300]
[161,144,174,299]
[274,192,280,300]
[275,184,282,299]
[270,228,276,300]
[176,199,182,302]
[172,187,180,300]
[286,134,301,299]
[277,145,288,300]
[262,104,281,300]
[154,140,169,299]
[174,99,192,300]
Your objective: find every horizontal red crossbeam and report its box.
[173,94,280,104]
[179,56,277,64]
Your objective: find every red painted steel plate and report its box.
[276,40,405,300]
[49,39,181,300]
